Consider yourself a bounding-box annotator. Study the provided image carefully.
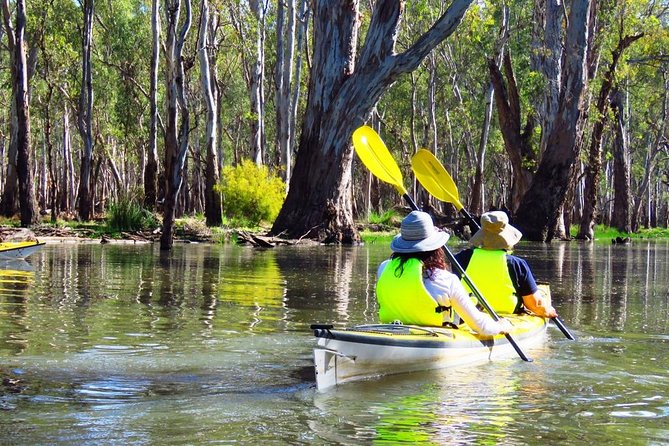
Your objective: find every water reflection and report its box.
[0,242,668,445]
[312,347,553,445]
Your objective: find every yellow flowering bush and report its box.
[216,160,286,225]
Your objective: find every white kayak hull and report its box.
[313,313,548,391]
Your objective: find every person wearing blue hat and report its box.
[376,211,512,335]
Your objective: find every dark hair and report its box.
[391,248,447,280]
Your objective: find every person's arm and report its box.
[522,289,557,318]
[508,255,557,318]
[429,270,512,335]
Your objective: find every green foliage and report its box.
[359,232,395,245]
[106,197,159,233]
[368,209,400,226]
[568,224,669,242]
[216,160,286,226]
[638,227,669,239]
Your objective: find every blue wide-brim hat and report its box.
[390,211,450,253]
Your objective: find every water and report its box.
[0,241,667,445]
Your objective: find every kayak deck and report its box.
[312,313,548,391]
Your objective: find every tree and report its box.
[470,4,509,216]
[577,31,643,240]
[514,0,592,242]
[198,0,222,226]
[77,0,94,221]
[610,87,632,232]
[271,0,476,242]
[275,0,297,184]
[488,50,536,213]
[160,0,192,250]
[1,0,37,225]
[145,0,160,210]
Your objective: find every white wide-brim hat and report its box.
[390,211,450,253]
[469,211,522,250]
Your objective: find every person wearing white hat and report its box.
[376,211,513,335]
[454,211,557,318]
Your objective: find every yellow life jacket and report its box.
[376,257,452,326]
[462,248,520,314]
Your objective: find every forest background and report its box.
[0,0,668,250]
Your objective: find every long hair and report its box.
[391,248,448,280]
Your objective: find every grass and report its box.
[570,224,669,242]
[359,230,395,245]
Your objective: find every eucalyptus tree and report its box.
[146,0,161,210]
[514,0,592,242]
[198,0,222,226]
[578,29,644,239]
[32,0,80,216]
[77,0,94,221]
[274,0,297,184]
[469,4,509,216]
[1,0,37,225]
[271,0,476,242]
[160,0,192,250]
[610,87,632,232]
[227,0,268,165]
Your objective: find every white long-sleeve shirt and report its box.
[377,260,506,335]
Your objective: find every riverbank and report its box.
[1,219,667,248]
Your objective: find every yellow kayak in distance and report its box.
[0,240,45,259]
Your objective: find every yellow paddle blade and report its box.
[411,149,463,211]
[352,126,407,195]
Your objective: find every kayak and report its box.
[0,240,45,259]
[312,312,548,391]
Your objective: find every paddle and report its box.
[411,149,479,229]
[352,125,532,362]
[411,148,576,341]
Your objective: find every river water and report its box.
[0,240,667,445]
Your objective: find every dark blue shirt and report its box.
[453,248,538,296]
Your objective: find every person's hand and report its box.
[544,306,558,318]
[497,318,513,334]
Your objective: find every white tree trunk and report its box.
[249,0,267,165]
[275,0,297,184]
[198,0,221,226]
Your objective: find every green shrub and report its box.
[216,160,286,225]
[368,209,399,226]
[107,197,159,232]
